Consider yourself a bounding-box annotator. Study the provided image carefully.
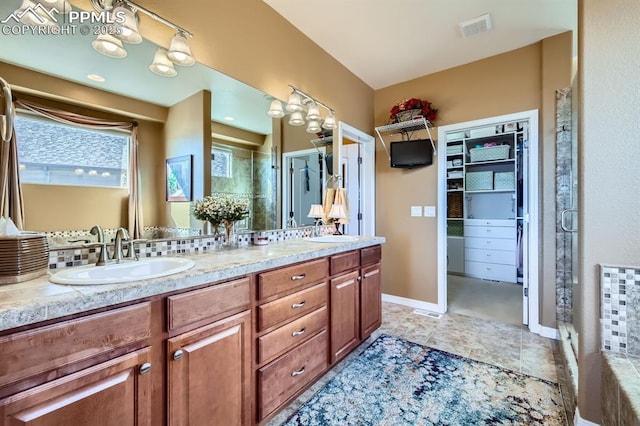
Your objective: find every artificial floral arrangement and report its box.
[389,98,438,123]
[192,194,250,228]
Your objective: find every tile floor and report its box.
[268,301,567,425]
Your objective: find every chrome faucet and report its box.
[89,225,110,266]
[113,227,130,263]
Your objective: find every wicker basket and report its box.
[395,108,422,122]
[469,145,510,162]
[447,192,463,218]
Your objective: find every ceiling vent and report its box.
[458,13,493,38]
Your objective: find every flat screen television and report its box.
[390,139,433,168]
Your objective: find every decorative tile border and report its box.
[47,225,334,270]
[601,264,640,355]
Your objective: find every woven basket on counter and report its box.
[0,234,49,285]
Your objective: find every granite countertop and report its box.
[603,351,640,419]
[0,236,385,333]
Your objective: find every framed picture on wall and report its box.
[166,155,193,202]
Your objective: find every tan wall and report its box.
[11,90,167,232]
[165,90,212,230]
[374,37,572,326]
[578,0,640,421]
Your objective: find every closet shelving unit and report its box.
[374,117,436,159]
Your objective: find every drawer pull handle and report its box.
[139,363,152,375]
[364,270,379,278]
[291,366,306,377]
[292,327,306,337]
[291,273,306,281]
[291,300,306,309]
[486,254,492,257]
[486,229,491,232]
[486,267,492,270]
[173,349,184,361]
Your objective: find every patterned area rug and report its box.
[282,334,565,425]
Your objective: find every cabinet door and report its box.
[0,348,152,426]
[330,270,360,364]
[167,310,251,426]
[360,263,382,340]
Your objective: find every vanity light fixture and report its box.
[149,48,177,77]
[273,85,338,130]
[74,168,85,175]
[16,0,58,26]
[91,34,127,58]
[90,0,195,77]
[40,0,71,13]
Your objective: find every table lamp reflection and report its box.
[328,204,347,235]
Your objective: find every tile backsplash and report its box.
[601,264,640,356]
[47,225,333,270]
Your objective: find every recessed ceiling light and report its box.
[87,74,105,82]
[224,116,235,121]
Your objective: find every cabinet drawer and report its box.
[257,282,327,331]
[361,245,382,267]
[464,248,516,266]
[258,258,328,300]
[464,219,515,228]
[167,277,250,331]
[258,329,328,420]
[464,225,515,239]
[257,306,327,364]
[465,261,516,282]
[464,236,515,251]
[330,250,360,276]
[0,303,151,389]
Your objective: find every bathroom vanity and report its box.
[0,237,384,425]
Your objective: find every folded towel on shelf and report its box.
[322,188,336,222]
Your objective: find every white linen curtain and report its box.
[15,99,144,238]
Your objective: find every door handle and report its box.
[560,209,578,232]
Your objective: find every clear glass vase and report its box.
[223,220,236,247]
[208,221,221,236]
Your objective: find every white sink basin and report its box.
[49,257,195,285]
[304,235,359,243]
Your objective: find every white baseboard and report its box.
[382,294,443,314]
[532,324,560,340]
[574,407,600,426]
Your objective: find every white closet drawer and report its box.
[465,248,515,266]
[464,226,516,239]
[464,237,515,251]
[464,219,516,228]
[465,261,517,283]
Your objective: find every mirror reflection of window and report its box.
[15,114,129,188]
[211,147,232,178]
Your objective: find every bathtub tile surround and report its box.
[46,225,334,271]
[601,264,640,355]
[602,352,640,425]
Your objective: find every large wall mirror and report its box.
[0,0,292,234]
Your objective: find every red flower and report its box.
[389,98,438,123]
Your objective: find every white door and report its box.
[341,143,361,235]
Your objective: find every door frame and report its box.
[436,109,541,333]
[281,147,326,228]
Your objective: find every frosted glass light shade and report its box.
[306,120,321,133]
[288,111,305,126]
[286,92,304,112]
[17,0,57,26]
[41,0,71,13]
[267,99,285,118]
[306,103,321,120]
[149,48,177,77]
[307,204,324,218]
[167,32,195,66]
[322,111,337,130]
[328,204,347,219]
[92,34,127,58]
[113,5,142,44]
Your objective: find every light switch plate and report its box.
[411,206,422,217]
[424,206,436,217]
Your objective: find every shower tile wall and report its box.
[252,151,276,230]
[556,88,573,322]
[601,265,640,356]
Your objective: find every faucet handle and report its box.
[82,241,110,266]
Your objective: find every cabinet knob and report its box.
[291,327,306,337]
[291,273,306,281]
[291,366,306,377]
[173,349,184,360]
[291,300,306,309]
[139,362,152,375]
[357,276,362,281]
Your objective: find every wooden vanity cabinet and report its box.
[166,277,252,426]
[0,303,153,426]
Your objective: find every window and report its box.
[15,114,129,188]
[211,147,232,178]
